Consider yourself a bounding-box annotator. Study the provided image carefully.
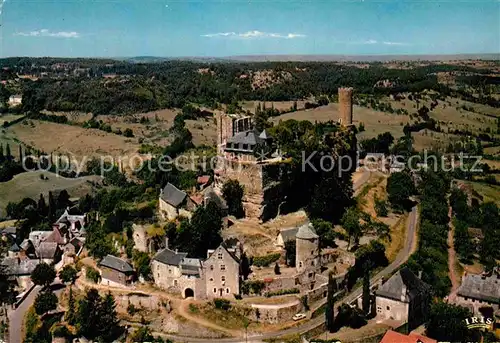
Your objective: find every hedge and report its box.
[252,253,281,267]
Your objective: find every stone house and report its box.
[275,227,299,248]
[53,208,87,239]
[375,268,431,331]
[99,255,135,287]
[1,258,40,290]
[151,239,243,300]
[151,247,205,299]
[36,242,62,264]
[456,273,500,313]
[8,95,22,107]
[203,240,242,299]
[159,183,197,220]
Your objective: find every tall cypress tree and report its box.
[48,191,56,221]
[0,143,4,163]
[38,194,47,217]
[99,292,120,341]
[362,262,371,315]
[65,287,76,325]
[325,272,336,333]
[18,144,23,163]
[5,143,11,160]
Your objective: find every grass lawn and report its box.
[463,181,500,205]
[0,170,101,217]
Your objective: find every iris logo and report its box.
[464,316,494,330]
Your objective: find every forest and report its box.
[1,58,499,115]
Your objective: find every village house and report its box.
[98,254,135,287]
[159,183,197,220]
[1,258,41,290]
[8,94,22,107]
[53,207,87,240]
[203,240,242,299]
[375,268,431,331]
[275,227,299,248]
[456,272,500,313]
[151,239,242,300]
[36,242,62,264]
[151,246,205,299]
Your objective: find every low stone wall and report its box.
[306,281,328,304]
[114,292,165,311]
[263,276,298,293]
[249,299,302,324]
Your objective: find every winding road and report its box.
[147,205,419,343]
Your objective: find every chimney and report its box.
[418,270,422,279]
[165,236,169,249]
[400,284,407,302]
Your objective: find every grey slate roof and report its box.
[296,223,319,240]
[278,227,299,243]
[375,268,431,303]
[153,248,188,266]
[1,258,40,276]
[181,258,202,275]
[37,242,59,259]
[259,129,272,140]
[457,274,500,304]
[161,183,187,207]
[99,255,134,273]
[9,243,21,252]
[1,227,17,236]
[227,130,264,146]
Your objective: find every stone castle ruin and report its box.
[214,87,356,221]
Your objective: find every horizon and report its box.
[0,0,498,58]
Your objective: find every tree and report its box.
[31,263,56,289]
[5,143,11,160]
[325,272,336,333]
[425,302,474,342]
[284,240,296,267]
[274,262,281,275]
[123,128,134,137]
[222,179,245,218]
[34,289,58,315]
[240,253,251,280]
[362,262,371,315]
[65,287,76,325]
[59,265,78,285]
[76,288,101,339]
[48,191,56,221]
[341,207,362,249]
[98,292,121,341]
[132,250,152,281]
[312,218,335,249]
[37,194,47,217]
[386,171,415,211]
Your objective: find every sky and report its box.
[0,0,499,58]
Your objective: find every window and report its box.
[217,253,223,259]
[377,306,382,313]
[311,250,314,255]
[299,262,303,268]
[220,265,226,271]
[174,280,178,287]
[226,288,230,294]
[311,261,315,266]
[386,306,390,311]
[209,278,213,282]
[210,265,214,271]
[221,276,226,282]
[169,269,172,274]
[213,288,217,293]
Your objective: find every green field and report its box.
[463,181,500,206]
[0,170,101,217]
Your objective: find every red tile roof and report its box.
[197,175,210,185]
[380,330,437,343]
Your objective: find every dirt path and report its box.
[447,207,461,301]
[177,299,240,337]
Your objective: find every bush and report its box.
[241,280,266,295]
[213,298,231,311]
[188,303,199,313]
[374,198,388,217]
[264,288,300,298]
[85,266,101,283]
[252,253,281,267]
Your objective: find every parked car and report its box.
[292,313,306,321]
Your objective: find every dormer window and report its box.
[217,252,223,259]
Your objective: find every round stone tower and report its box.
[295,222,320,274]
[338,87,353,126]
